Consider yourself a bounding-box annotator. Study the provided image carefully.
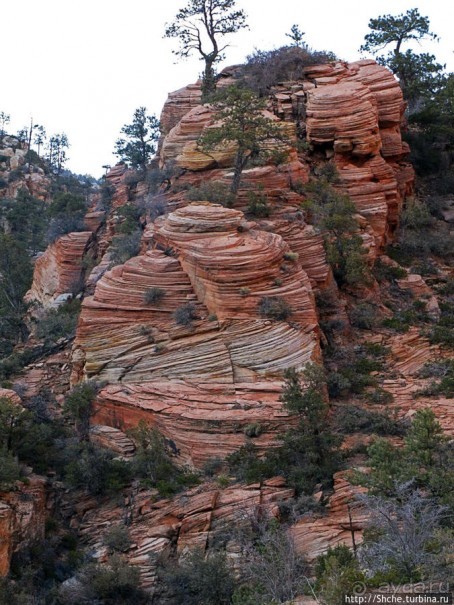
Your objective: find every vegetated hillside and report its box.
[0,54,452,603]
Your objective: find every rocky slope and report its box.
[7,57,449,591]
[0,135,50,200]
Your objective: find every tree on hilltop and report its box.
[0,112,10,138]
[360,8,445,109]
[286,24,306,48]
[47,133,69,175]
[114,107,160,171]
[164,0,248,100]
[198,86,289,196]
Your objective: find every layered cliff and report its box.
[4,56,436,592]
[73,203,320,464]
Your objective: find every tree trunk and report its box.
[230,150,246,197]
[201,59,216,102]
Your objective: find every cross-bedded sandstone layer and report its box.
[73,203,319,465]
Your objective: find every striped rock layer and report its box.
[74,203,320,465]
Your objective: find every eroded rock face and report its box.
[291,472,367,561]
[25,231,93,307]
[305,60,414,243]
[73,203,319,465]
[65,478,293,590]
[0,476,47,576]
[0,137,51,200]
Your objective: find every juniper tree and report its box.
[199,86,288,196]
[114,107,160,171]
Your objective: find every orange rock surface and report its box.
[73,203,319,465]
[26,231,93,307]
[291,472,367,561]
[69,478,294,589]
[0,476,47,576]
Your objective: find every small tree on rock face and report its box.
[63,382,98,441]
[199,86,289,196]
[274,364,341,493]
[114,107,160,171]
[303,175,370,288]
[164,0,248,100]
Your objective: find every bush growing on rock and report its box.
[348,302,379,330]
[64,443,132,496]
[315,545,366,605]
[161,549,235,605]
[186,180,235,207]
[128,422,199,496]
[103,525,131,553]
[228,365,342,494]
[257,296,292,320]
[109,230,142,267]
[143,287,165,305]
[241,45,336,96]
[63,381,98,441]
[336,405,405,436]
[303,177,371,288]
[246,189,270,217]
[73,554,147,604]
[174,302,197,327]
[35,299,81,343]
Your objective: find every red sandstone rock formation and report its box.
[291,472,367,561]
[73,203,319,465]
[0,476,47,576]
[25,231,93,307]
[66,478,293,590]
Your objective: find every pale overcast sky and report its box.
[3,0,453,177]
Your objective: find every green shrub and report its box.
[239,287,251,297]
[303,179,371,287]
[337,405,405,436]
[283,251,298,261]
[203,457,224,477]
[415,359,454,398]
[124,170,143,188]
[428,301,454,348]
[349,302,379,329]
[247,190,270,217]
[77,555,147,604]
[373,258,407,282]
[35,299,81,342]
[315,545,366,605]
[63,381,98,441]
[174,303,197,326]
[116,203,143,234]
[162,549,235,605]
[143,287,165,305]
[362,342,390,358]
[109,230,141,267]
[244,423,262,438]
[366,388,395,405]
[0,450,22,490]
[128,422,199,497]
[186,180,235,207]
[241,45,336,96]
[229,366,341,495]
[103,525,131,553]
[327,349,382,398]
[258,296,292,320]
[64,443,132,496]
